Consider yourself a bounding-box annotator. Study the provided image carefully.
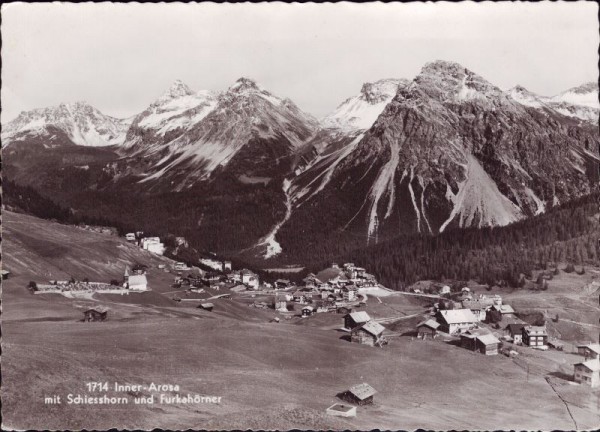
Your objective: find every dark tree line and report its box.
[319,193,600,290]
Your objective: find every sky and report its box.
[1,2,598,122]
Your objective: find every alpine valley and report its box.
[3,60,599,267]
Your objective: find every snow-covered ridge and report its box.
[507,86,548,108]
[322,78,408,131]
[2,101,129,147]
[551,82,599,109]
[507,82,598,123]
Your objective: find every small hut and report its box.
[416,319,440,339]
[301,305,314,317]
[83,307,108,322]
[339,383,377,406]
[351,321,387,347]
[198,303,214,312]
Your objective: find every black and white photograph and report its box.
[1,1,599,430]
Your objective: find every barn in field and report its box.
[198,303,214,312]
[339,383,377,406]
[460,330,500,355]
[83,307,108,322]
[416,319,440,339]
[344,311,371,330]
[351,321,386,347]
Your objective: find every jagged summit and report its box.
[414,59,506,105]
[507,85,547,108]
[322,78,408,131]
[157,79,195,102]
[552,81,599,109]
[359,78,407,104]
[228,77,261,93]
[563,81,598,94]
[2,101,129,147]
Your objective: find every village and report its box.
[31,227,600,407]
[3,209,599,429]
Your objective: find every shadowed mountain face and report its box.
[2,62,599,260]
[279,61,599,256]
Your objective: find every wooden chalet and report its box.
[83,307,108,322]
[416,319,440,339]
[344,311,371,330]
[351,321,387,347]
[337,306,352,315]
[437,309,478,334]
[577,343,600,360]
[505,323,525,344]
[522,326,548,348]
[339,383,377,405]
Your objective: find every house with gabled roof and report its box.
[339,383,377,405]
[436,309,478,334]
[523,326,548,348]
[128,274,148,291]
[416,319,440,339]
[573,358,600,387]
[577,343,600,360]
[344,311,371,330]
[505,323,525,344]
[351,321,387,347]
[83,307,108,322]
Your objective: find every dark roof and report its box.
[417,319,440,330]
[353,320,385,336]
[505,323,525,334]
[85,306,108,314]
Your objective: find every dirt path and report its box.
[544,377,579,429]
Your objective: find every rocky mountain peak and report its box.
[360,79,407,104]
[160,80,195,101]
[228,77,261,94]
[415,60,504,104]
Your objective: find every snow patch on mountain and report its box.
[2,101,128,147]
[323,79,408,131]
[440,154,522,232]
[292,134,364,204]
[367,138,401,243]
[551,82,599,109]
[257,179,293,259]
[508,86,547,108]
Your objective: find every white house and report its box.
[437,309,478,334]
[577,343,600,360]
[125,233,136,242]
[128,274,148,291]
[141,237,165,255]
[200,258,223,271]
[241,270,259,289]
[574,359,600,387]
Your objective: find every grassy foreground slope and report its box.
[1,211,599,430]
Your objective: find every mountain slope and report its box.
[2,101,129,148]
[278,60,599,260]
[508,82,599,124]
[115,78,318,191]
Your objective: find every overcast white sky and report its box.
[1,2,598,122]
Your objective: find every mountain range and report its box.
[2,60,599,263]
